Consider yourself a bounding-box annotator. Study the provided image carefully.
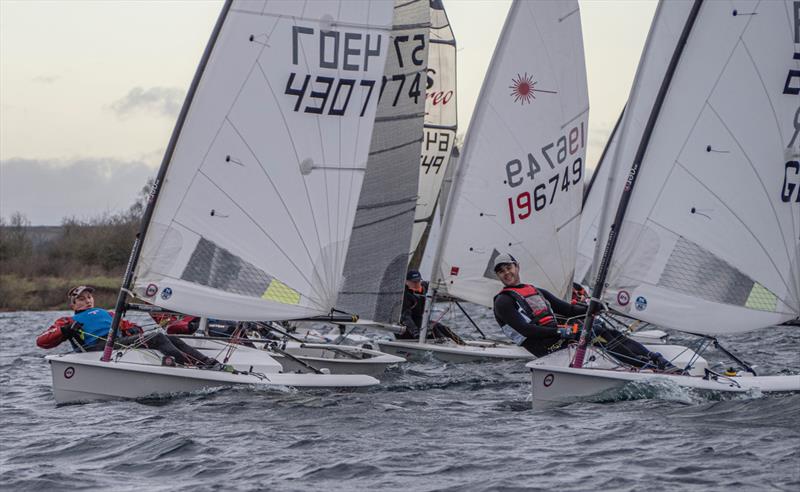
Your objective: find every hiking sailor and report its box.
[397,270,462,343]
[491,254,675,370]
[37,285,229,370]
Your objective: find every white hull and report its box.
[526,347,800,407]
[46,351,378,405]
[377,339,534,363]
[182,338,404,377]
[376,329,677,364]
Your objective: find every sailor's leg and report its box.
[591,322,652,368]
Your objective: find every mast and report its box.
[419,0,521,341]
[101,1,233,362]
[572,0,704,368]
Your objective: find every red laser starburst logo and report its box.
[509,73,556,105]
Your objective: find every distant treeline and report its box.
[0,179,151,310]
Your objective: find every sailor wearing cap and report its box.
[36,285,229,370]
[491,253,673,369]
[396,270,462,343]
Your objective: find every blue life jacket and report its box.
[72,308,113,349]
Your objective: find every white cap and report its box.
[493,253,518,272]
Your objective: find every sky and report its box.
[0,0,657,225]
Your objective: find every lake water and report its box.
[1,308,798,491]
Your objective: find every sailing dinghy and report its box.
[379,0,591,362]
[528,0,800,406]
[45,0,398,404]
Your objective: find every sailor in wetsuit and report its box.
[397,270,462,343]
[491,254,675,370]
[37,285,229,370]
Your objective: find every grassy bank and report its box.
[0,274,120,311]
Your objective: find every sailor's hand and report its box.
[557,326,578,340]
[61,322,82,339]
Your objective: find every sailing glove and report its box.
[60,322,82,340]
[556,326,578,340]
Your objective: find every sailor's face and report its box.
[71,292,94,311]
[495,263,520,287]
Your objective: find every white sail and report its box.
[419,145,460,280]
[574,110,624,287]
[430,0,589,307]
[337,0,429,323]
[131,0,395,320]
[409,0,458,258]
[602,0,800,334]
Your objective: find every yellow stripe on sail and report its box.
[262,279,300,305]
[745,283,777,312]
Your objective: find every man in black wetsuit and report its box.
[491,254,674,370]
[397,270,462,343]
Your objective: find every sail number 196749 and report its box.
[505,123,585,225]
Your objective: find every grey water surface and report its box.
[1,307,798,491]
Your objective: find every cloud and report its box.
[0,157,155,225]
[109,86,185,118]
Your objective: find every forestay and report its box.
[601,0,800,334]
[131,0,394,320]
[409,0,458,260]
[337,0,429,324]
[432,0,589,306]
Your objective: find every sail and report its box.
[335,0,430,324]
[130,0,395,320]
[409,0,459,260]
[419,145,460,280]
[433,0,589,307]
[601,0,800,334]
[574,110,624,287]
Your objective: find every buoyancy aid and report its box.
[494,285,557,345]
[72,308,115,348]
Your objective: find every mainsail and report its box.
[129,0,395,321]
[430,0,589,307]
[336,0,429,324]
[598,0,800,334]
[574,110,624,287]
[409,0,458,264]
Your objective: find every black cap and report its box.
[406,270,422,281]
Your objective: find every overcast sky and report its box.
[0,0,657,225]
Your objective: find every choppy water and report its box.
[1,307,799,491]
